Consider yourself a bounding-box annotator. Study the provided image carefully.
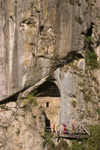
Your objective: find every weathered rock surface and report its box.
[1,0,100,149]
[0,100,45,150]
[1,0,100,101]
[54,59,100,127]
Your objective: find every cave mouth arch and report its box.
[35,81,60,97]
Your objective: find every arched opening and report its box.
[35,81,61,131]
[35,81,60,97]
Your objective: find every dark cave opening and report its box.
[84,22,95,51]
[65,51,84,64]
[35,81,60,97]
[43,111,51,130]
[86,22,94,37]
[40,25,44,34]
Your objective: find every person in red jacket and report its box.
[53,125,55,133]
[63,123,66,134]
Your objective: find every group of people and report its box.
[52,123,75,134]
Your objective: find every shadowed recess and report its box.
[35,81,60,97]
[65,51,83,64]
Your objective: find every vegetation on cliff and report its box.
[42,125,100,150]
[71,125,100,150]
[85,50,98,69]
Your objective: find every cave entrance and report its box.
[35,81,61,131]
[35,81,60,97]
[43,111,51,131]
[46,118,50,128]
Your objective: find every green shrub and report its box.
[71,140,84,150]
[85,50,98,69]
[71,125,100,150]
[54,139,68,150]
[42,126,100,149]
[78,82,85,86]
[41,132,54,147]
[27,92,37,106]
[83,93,92,102]
[84,36,94,44]
[94,87,99,93]
[32,115,36,118]
[32,53,35,57]
[77,73,85,77]
[75,16,82,24]
[71,100,76,108]
[87,125,100,149]
[80,89,85,93]
[69,0,74,5]
[75,0,81,6]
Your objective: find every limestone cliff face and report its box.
[1,0,100,101]
[1,1,100,149]
[54,59,100,126]
[0,101,45,150]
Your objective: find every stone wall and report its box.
[37,97,60,129]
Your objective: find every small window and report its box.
[46,102,49,107]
